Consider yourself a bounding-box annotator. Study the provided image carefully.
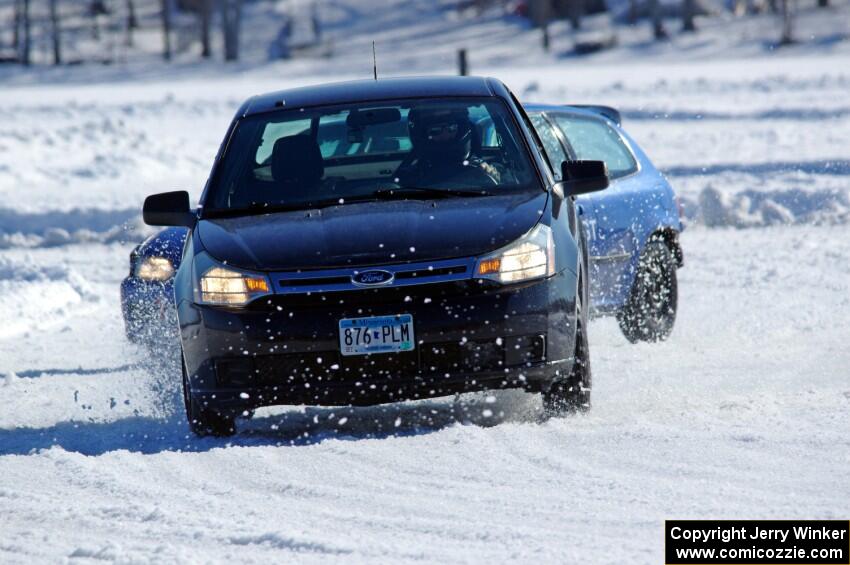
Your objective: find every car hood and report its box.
[197,191,549,271]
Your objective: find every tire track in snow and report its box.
[12,364,136,379]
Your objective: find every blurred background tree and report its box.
[0,0,840,66]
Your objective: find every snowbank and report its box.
[0,255,98,339]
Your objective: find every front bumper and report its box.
[120,276,177,343]
[178,271,578,413]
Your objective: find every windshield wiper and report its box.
[204,197,371,218]
[204,188,490,218]
[372,186,491,199]
[203,202,306,218]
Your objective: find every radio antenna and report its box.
[372,41,378,81]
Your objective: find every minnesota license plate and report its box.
[338,314,415,356]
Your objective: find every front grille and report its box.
[394,265,468,280]
[279,275,351,288]
[338,352,419,379]
[245,351,418,389]
[252,279,494,311]
[216,334,546,388]
[272,257,475,295]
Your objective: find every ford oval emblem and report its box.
[352,270,394,287]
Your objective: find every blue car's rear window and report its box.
[550,114,638,179]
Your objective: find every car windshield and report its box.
[204,97,537,214]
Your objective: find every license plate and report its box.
[339,314,415,356]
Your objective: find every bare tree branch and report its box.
[50,0,62,65]
[200,0,212,58]
[682,0,697,31]
[162,0,172,60]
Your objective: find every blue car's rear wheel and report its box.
[618,240,678,343]
[182,353,236,437]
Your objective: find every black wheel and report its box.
[543,288,591,416]
[617,240,678,343]
[182,354,236,437]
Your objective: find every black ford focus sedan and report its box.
[143,76,608,436]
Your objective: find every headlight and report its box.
[197,265,271,306]
[135,256,175,281]
[475,224,555,283]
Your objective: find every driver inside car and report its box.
[396,105,501,188]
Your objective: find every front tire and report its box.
[617,240,678,343]
[543,291,591,416]
[182,355,236,437]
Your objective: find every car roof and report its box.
[525,103,621,126]
[241,76,505,117]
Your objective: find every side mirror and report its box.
[143,191,196,227]
[560,160,609,196]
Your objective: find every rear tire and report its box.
[543,290,591,416]
[182,355,236,437]
[617,240,678,343]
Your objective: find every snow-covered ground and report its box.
[1,12,850,562]
[1,222,849,563]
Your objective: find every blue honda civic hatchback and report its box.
[131,76,611,435]
[122,96,683,353]
[525,104,683,342]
